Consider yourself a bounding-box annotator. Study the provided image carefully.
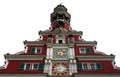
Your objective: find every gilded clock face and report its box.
[53,48,68,59]
[52,62,69,76]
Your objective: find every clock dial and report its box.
[52,62,69,76]
[55,64,67,73]
[53,48,68,59]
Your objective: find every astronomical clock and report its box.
[53,48,68,59]
[52,62,69,76]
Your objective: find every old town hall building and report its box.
[0,4,120,77]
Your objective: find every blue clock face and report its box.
[53,48,68,59]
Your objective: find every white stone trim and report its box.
[74,73,120,77]
[76,55,115,61]
[46,47,51,59]
[50,48,53,59]
[4,60,9,69]
[50,62,52,75]
[76,43,96,46]
[5,55,45,60]
[69,48,75,58]
[112,60,116,69]
[69,63,72,75]
[44,63,50,74]
[25,47,28,53]
[0,74,47,77]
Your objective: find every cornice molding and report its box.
[73,73,120,76]
[23,40,46,46]
[0,73,48,76]
[46,43,75,48]
[4,55,45,60]
[76,41,97,46]
[39,30,83,35]
[76,55,115,61]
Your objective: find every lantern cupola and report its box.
[50,4,71,31]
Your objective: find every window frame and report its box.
[82,63,88,70]
[79,48,86,54]
[33,63,40,70]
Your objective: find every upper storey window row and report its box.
[46,35,74,44]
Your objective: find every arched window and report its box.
[68,35,74,43]
[47,35,53,43]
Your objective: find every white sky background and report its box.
[0,0,120,67]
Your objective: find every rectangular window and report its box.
[18,62,25,70]
[90,63,96,70]
[96,63,102,70]
[77,62,82,70]
[30,47,42,54]
[36,48,42,54]
[79,48,90,54]
[83,63,88,70]
[30,48,35,54]
[80,48,86,54]
[25,63,31,70]
[33,63,39,70]
[38,63,44,70]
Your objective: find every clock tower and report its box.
[44,4,77,76]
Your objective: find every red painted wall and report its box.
[0,60,44,74]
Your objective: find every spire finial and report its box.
[60,3,63,5]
